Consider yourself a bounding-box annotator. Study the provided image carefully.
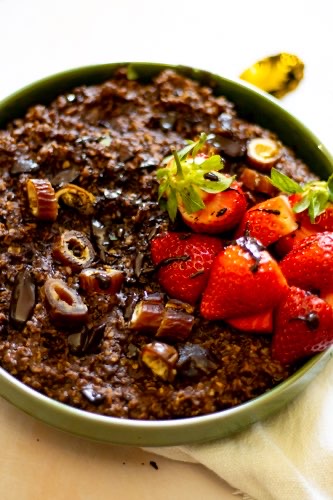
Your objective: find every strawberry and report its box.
[150,231,223,304]
[200,236,288,320]
[226,309,273,334]
[280,232,333,292]
[274,217,319,257]
[179,181,247,234]
[156,133,246,233]
[272,286,333,364]
[270,167,333,226]
[236,195,298,247]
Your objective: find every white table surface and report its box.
[0,1,332,498]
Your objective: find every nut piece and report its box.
[246,138,281,171]
[56,183,96,214]
[141,342,178,382]
[79,267,124,295]
[156,299,194,341]
[26,178,58,221]
[239,167,278,197]
[53,230,95,270]
[44,277,88,327]
[129,294,165,333]
[10,269,36,327]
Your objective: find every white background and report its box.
[0,1,332,498]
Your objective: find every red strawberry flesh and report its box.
[151,232,223,304]
[236,195,297,247]
[272,286,333,364]
[179,182,247,234]
[200,236,288,320]
[280,232,333,292]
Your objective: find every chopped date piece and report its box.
[141,342,178,382]
[246,138,281,171]
[177,344,218,380]
[129,295,165,333]
[56,183,96,214]
[156,300,194,341]
[52,230,95,270]
[44,278,88,328]
[10,269,36,327]
[26,178,58,221]
[79,267,124,295]
[239,167,278,197]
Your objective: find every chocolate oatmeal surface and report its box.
[0,68,313,420]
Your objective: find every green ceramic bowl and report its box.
[0,62,332,446]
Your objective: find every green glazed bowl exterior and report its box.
[0,62,332,447]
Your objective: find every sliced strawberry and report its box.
[236,195,298,247]
[280,232,333,292]
[297,203,333,232]
[200,236,288,320]
[151,231,223,304]
[274,218,319,257]
[179,181,247,234]
[272,286,333,364]
[226,309,273,334]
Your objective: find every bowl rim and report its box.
[0,61,333,447]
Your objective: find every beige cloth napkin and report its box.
[145,358,333,500]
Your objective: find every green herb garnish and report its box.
[157,133,233,221]
[270,167,333,222]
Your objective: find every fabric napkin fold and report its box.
[145,358,333,500]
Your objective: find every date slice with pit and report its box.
[52,230,95,271]
[44,278,88,328]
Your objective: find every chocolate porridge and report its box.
[0,68,315,419]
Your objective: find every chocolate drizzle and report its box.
[155,255,190,272]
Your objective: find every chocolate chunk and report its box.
[81,385,105,405]
[10,269,36,327]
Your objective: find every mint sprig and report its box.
[157,133,234,221]
[270,167,333,222]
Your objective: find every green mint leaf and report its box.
[198,155,223,172]
[192,132,207,158]
[327,173,333,201]
[180,186,205,214]
[166,187,178,222]
[270,168,303,193]
[293,195,310,214]
[177,141,196,161]
[173,151,184,178]
[195,173,233,193]
[156,168,169,179]
[158,180,169,201]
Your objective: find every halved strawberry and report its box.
[179,181,247,234]
[280,232,333,292]
[274,217,319,257]
[270,167,333,228]
[226,309,273,334]
[151,231,223,304]
[236,195,298,247]
[200,236,288,320]
[156,133,244,233]
[272,286,333,364]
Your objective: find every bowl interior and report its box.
[0,62,332,446]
